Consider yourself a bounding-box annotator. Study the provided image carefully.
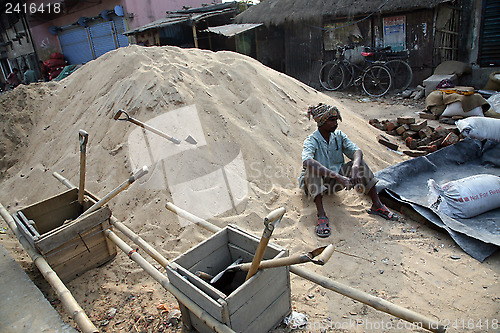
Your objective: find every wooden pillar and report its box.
[192,23,199,48]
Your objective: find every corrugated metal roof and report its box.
[123,6,237,35]
[203,23,263,37]
[123,17,188,35]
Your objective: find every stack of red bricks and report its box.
[369,116,461,157]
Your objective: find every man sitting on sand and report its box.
[299,103,398,238]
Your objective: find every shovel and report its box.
[113,109,197,145]
[205,244,335,284]
[78,130,88,207]
[245,207,286,281]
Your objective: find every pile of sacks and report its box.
[42,52,67,81]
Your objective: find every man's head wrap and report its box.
[307,103,342,127]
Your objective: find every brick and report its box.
[416,137,431,147]
[369,118,380,126]
[418,126,433,139]
[429,136,445,148]
[386,120,399,132]
[410,120,428,132]
[430,126,450,141]
[419,112,438,120]
[402,130,418,140]
[397,117,416,125]
[441,132,460,147]
[403,150,428,157]
[387,130,399,136]
[396,124,410,135]
[378,135,399,150]
[405,137,418,149]
[416,144,438,153]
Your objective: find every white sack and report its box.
[456,116,500,142]
[428,174,500,218]
[442,101,484,117]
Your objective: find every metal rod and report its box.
[0,203,98,333]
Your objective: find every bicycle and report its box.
[325,45,393,97]
[361,46,413,91]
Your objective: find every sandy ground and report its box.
[0,45,498,333]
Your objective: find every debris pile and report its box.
[369,116,461,157]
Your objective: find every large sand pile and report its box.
[0,45,497,332]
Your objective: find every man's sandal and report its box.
[368,205,399,221]
[316,216,331,238]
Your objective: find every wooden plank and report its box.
[35,207,111,254]
[43,224,108,267]
[227,265,289,316]
[242,290,292,333]
[20,188,79,233]
[51,240,115,283]
[174,229,228,270]
[227,243,255,262]
[187,245,230,276]
[165,263,224,322]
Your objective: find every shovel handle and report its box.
[78,130,89,206]
[81,166,148,217]
[313,244,335,265]
[113,109,181,144]
[264,207,286,224]
[245,237,270,281]
[79,130,88,152]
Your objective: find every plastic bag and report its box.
[428,174,500,218]
[456,116,500,142]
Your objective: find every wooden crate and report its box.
[13,188,117,283]
[166,225,291,333]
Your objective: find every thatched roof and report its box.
[235,0,450,26]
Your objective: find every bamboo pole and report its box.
[289,266,445,333]
[165,202,446,333]
[0,203,99,333]
[104,230,235,333]
[166,202,220,233]
[110,216,168,267]
[53,172,77,189]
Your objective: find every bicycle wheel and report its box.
[362,65,392,97]
[386,59,412,91]
[326,63,345,91]
[319,61,337,90]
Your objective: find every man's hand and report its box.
[336,174,352,189]
[351,165,362,185]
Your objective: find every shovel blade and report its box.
[185,135,197,145]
